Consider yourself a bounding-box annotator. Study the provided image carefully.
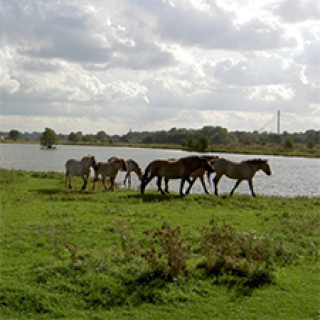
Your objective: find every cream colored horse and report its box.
[107,157,143,187]
[212,158,271,197]
[65,155,97,190]
[92,158,127,191]
[123,159,143,187]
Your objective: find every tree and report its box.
[284,137,294,149]
[196,135,210,152]
[40,128,58,149]
[96,131,109,142]
[9,129,20,141]
[68,131,82,143]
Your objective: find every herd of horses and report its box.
[65,154,272,197]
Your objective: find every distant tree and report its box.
[96,130,109,142]
[307,140,315,149]
[40,128,58,149]
[9,129,20,141]
[269,133,282,145]
[68,132,82,143]
[196,135,210,152]
[243,134,253,145]
[183,138,196,150]
[284,137,294,149]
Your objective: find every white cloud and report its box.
[0,0,319,134]
[275,0,320,23]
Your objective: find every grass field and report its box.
[0,169,319,319]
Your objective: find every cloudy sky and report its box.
[1,0,320,135]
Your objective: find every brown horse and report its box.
[141,156,215,196]
[212,158,271,197]
[164,155,219,195]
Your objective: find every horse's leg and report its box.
[141,174,154,194]
[109,177,115,191]
[199,176,209,194]
[124,172,131,187]
[248,179,256,197]
[92,173,99,191]
[164,178,170,194]
[128,172,132,187]
[102,177,108,190]
[123,172,128,186]
[157,176,165,195]
[213,174,222,196]
[179,178,186,196]
[68,174,73,189]
[230,179,242,196]
[185,177,196,195]
[81,175,87,190]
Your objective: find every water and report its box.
[0,143,319,197]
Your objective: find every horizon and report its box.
[2,124,318,137]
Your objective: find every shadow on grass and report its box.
[29,188,96,200]
[125,193,183,202]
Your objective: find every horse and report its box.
[141,156,215,196]
[65,155,97,190]
[107,157,143,187]
[212,158,272,197]
[123,159,143,187]
[92,158,127,191]
[163,155,219,195]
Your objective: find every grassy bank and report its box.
[0,169,319,319]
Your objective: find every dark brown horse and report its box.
[141,156,215,196]
[164,155,219,195]
[212,158,272,197]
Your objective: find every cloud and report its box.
[0,0,319,134]
[296,41,320,65]
[275,0,320,23]
[138,1,296,50]
[213,53,302,86]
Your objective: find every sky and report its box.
[1,0,320,135]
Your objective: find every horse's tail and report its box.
[206,160,216,186]
[141,162,152,194]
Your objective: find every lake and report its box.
[0,143,319,197]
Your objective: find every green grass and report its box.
[0,169,319,319]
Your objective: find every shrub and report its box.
[198,219,275,286]
[141,221,192,277]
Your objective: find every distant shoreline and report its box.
[1,140,319,158]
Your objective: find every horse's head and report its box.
[261,159,271,176]
[199,157,215,174]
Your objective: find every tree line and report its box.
[2,126,319,151]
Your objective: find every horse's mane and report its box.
[244,158,266,165]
